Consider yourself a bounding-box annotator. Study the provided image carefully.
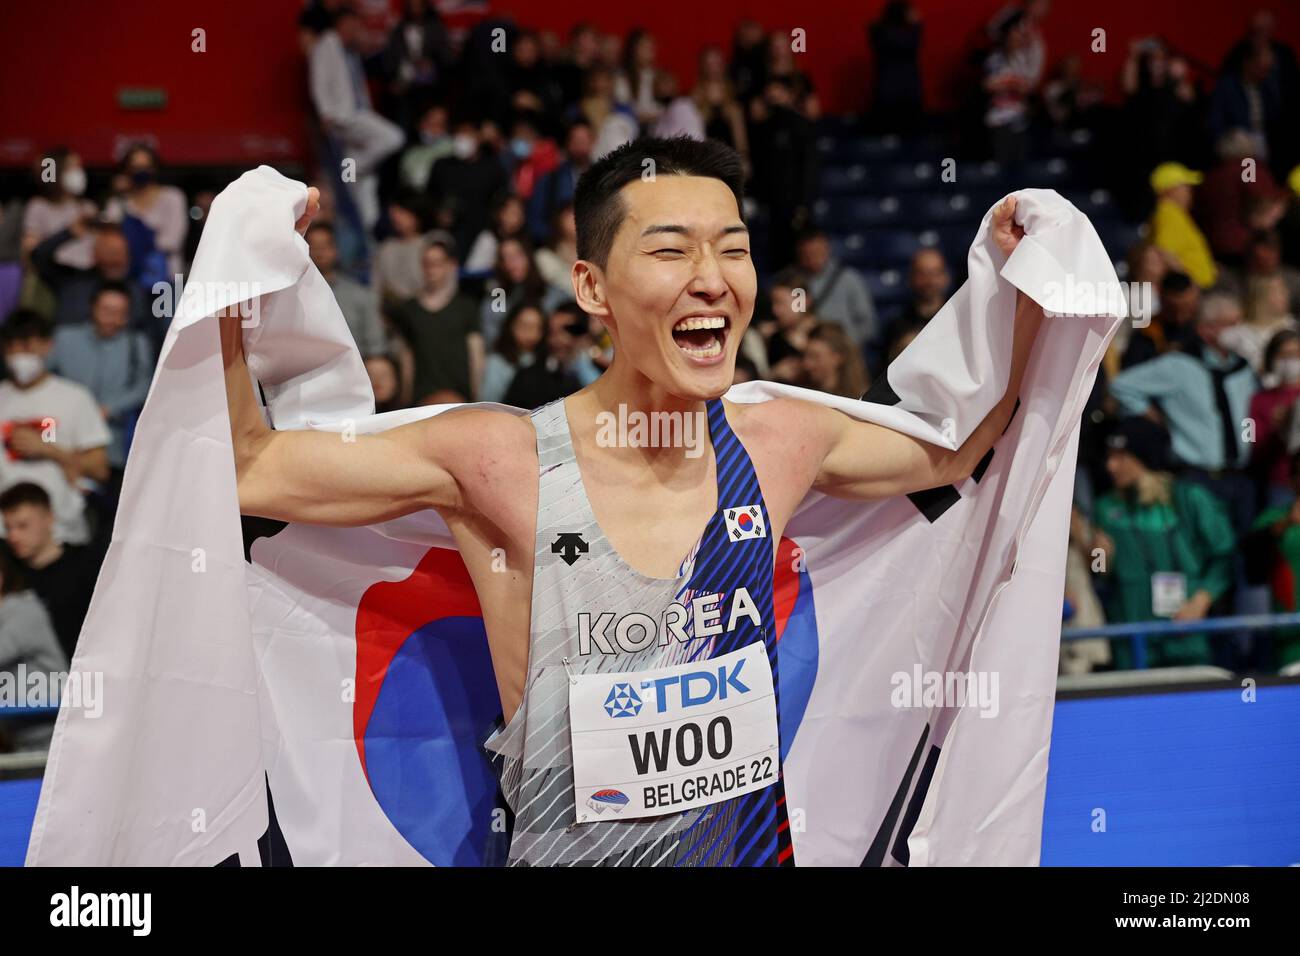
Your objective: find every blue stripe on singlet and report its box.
[671,399,782,866]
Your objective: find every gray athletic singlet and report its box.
[483,396,794,866]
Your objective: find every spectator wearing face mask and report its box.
[425,120,510,255]
[0,311,110,547]
[21,147,97,273]
[1248,329,1300,508]
[102,143,189,279]
[48,281,154,473]
[528,120,595,242]
[505,116,561,201]
[400,104,454,193]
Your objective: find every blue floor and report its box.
[0,778,41,867]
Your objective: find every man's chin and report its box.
[665,356,734,400]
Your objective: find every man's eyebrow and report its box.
[639,223,749,238]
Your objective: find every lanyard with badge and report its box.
[1125,496,1187,617]
[566,639,780,824]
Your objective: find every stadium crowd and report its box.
[2,1,1300,751]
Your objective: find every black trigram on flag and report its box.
[724,504,766,540]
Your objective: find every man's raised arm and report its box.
[811,287,1045,500]
[805,196,1048,500]
[214,186,470,527]
[218,309,472,525]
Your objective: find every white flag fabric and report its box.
[26,167,1122,866]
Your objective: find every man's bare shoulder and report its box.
[411,404,533,462]
[411,405,537,511]
[722,393,842,450]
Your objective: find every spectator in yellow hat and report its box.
[1149,161,1218,289]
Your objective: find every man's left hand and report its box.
[991,195,1025,258]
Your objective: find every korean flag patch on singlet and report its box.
[724,505,766,541]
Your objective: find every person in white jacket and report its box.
[309,6,404,231]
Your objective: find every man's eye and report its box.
[652,248,685,256]
[724,248,750,257]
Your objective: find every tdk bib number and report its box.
[569,641,779,823]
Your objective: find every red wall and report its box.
[1,0,1297,168]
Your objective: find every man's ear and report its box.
[572,259,611,321]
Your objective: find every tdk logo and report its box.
[640,659,751,714]
[604,682,642,718]
[577,588,762,656]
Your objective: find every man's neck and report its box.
[29,539,64,571]
[566,359,713,468]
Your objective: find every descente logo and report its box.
[50,885,151,936]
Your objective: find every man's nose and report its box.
[688,252,728,300]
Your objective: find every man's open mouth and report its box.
[670,315,729,362]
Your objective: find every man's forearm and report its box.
[219,310,274,474]
[950,290,1045,478]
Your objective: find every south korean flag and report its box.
[724,504,766,541]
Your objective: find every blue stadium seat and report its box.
[915,191,979,223]
[813,195,903,230]
[1064,189,1117,216]
[820,163,873,195]
[832,229,929,268]
[863,268,908,307]
[952,160,1011,189]
[1020,157,1074,188]
[875,161,943,191]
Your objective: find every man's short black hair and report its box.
[305,221,335,241]
[0,481,52,513]
[574,135,745,270]
[1,309,53,345]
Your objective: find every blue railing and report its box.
[1062,611,1300,670]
